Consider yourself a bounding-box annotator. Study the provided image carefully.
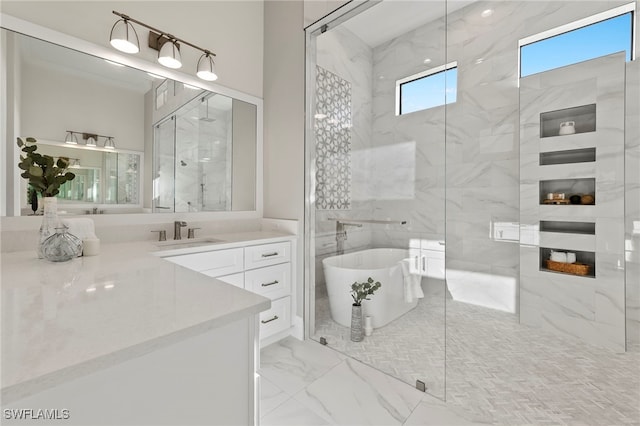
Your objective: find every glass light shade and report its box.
[109,19,140,54]
[86,136,97,147]
[196,54,218,81]
[158,41,182,69]
[64,132,78,145]
[104,137,116,150]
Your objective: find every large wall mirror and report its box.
[1,18,259,217]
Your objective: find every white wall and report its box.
[0,1,264,98]
[20,61,144,151]
[263,1,305,318]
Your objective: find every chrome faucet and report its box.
[336,221,363,255]
[174,221,187,240]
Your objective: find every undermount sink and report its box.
[156,238,223,250]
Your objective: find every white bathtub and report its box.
[322,248,418,329]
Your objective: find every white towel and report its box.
[400,258,424,303]
[61,218,97,241]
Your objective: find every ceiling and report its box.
[342,0,475,48]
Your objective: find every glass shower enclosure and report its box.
[153,93,233,213]
[304,0,448,400]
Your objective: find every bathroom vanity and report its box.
[0,230,296,425]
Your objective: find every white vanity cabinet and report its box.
[163,238,294,343]
[409,239,445,279]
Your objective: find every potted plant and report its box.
[17,137,76,257]
[350,277,381,342]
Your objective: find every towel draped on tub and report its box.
[400,258,424,303]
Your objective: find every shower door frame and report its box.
[303,0,383,340]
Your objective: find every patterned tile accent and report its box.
[315,66,352,210]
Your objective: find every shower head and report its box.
[180,160,187,166]
[199,96,216,122]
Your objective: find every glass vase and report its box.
[37,197,59,258]
[41,227,82,262]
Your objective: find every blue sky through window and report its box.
[521,12,632,77]
[400,67,457,114]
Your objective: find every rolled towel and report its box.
[400,258,424,303]
[550,250,567,263]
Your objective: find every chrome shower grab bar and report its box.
[328,218,407,225]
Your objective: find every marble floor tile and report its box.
[261,397,333,426]
[294,358,423,426]
[260,376,290,418]
[260,336,345,395]
[403,397,489,426]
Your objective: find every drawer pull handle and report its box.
[261,315,279,324]
[261,280,279,287]
[261,252,279,258]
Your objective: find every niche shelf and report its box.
[540,221,595,235]
[539,178,595,204]
[540,148,596,165]
[540,104,596,138]
[539,247,596,278]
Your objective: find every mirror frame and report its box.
[1,13,263,220]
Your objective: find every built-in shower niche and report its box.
[539,247,596,278]
[539,178,595,204]
[539,148,596,165]
[540,104,596,138]
[540,220,595,234]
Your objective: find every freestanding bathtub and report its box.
[322,248,418,329]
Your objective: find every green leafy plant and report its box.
[350,277,381,306]
[17,137,75,197]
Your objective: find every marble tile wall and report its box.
[519,53,626,351]
[311,0,637,330]
[366,0,634,315]
[626,59,640,345]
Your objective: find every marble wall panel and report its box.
[519,53,627,351]
[625,59,640,345]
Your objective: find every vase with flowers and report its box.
[17,137,76,258]
[349,277,381,342]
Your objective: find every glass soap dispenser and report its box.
[41,226,83,262]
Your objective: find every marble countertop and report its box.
[0,231,292,402]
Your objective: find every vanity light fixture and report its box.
[109,16,140,54]
[65,131,116,150]
[104,137,116,150]
[158,38,182,69]
[64,131,79,145]
[110,11,218,81]
[196,53,218,81]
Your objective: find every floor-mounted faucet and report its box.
[336,221,363,255]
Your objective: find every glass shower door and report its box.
[305,0,447,400]
[153,116,176,213]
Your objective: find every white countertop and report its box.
[1,231,293,402]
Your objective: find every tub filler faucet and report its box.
[336,221,363,255]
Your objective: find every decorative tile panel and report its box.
[315,66,352,210]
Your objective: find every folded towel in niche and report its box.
[400,258,424,303]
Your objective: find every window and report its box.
[520,4,635,77]
[396,62,457,115]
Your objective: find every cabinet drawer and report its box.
[245,263,290,300]
[215,272,245,289]
[259,296,291,339]
[244,242,290,270]
[166,248,244,276]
